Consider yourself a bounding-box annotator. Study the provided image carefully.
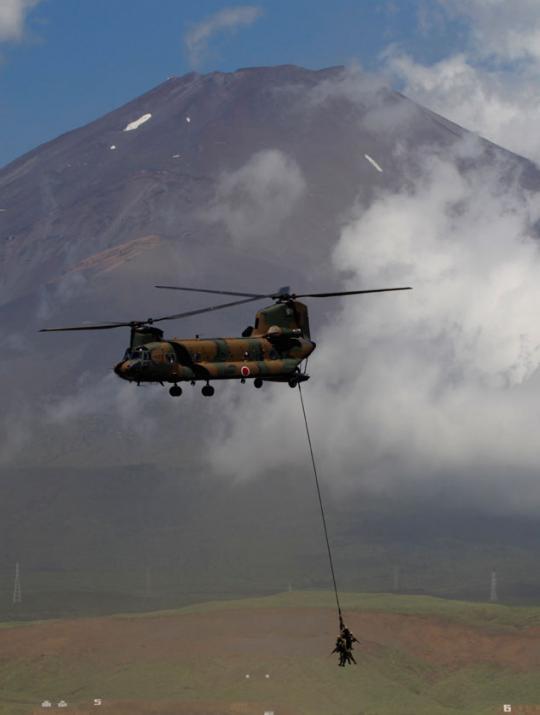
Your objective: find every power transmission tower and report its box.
[144,567,152,599]
[490,570,498,603]
[12,562,22,604]
[392,566,400,593]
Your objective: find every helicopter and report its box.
[40,285,411,397]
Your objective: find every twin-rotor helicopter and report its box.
[40,284,411,396]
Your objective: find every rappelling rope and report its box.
[297,382,343,626]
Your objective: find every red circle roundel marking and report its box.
[241,365,251,377]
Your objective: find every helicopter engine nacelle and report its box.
[265,325,302,342]
[130,325,163,348]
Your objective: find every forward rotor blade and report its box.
[293,287,412,298]
[155,285,267,299]
[39,322,134,332]
[40,296,265,333]
[151,295,264,323]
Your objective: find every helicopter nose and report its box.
[115,359,144,380]
[114,361,127,378]
[114,360,137,380]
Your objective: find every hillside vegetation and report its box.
[1,591,539,715]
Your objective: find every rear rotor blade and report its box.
[152,295,264,323]
[293,287,412,298]
[155,285,268,298]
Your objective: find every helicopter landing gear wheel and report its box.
[169,385,183,397]
[288,377,298,388]
[202,384,215,397]
[253,378,263,389]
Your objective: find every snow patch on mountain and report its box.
[123,113,152,132]
[364,154,383,172]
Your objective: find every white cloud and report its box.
[184,5,262,68]
[305,62,387,107]
[37,272,89,321]
[441,0,540,63]
[384,50,540,161]
[45,372,161,438]
[383,1,540,162]
[208,138,540,514]
[0,0,40,42]
[19,369,205,467]
[205,149,306,246]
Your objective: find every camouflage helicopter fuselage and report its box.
[41,286,411,395]
[113,300,315,393]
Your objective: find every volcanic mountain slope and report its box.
[2,64,538,308]
[1,592,539,715]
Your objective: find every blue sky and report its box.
[0,0,467,168]
[2,1,540,168]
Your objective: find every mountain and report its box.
[3,64,538,307]
[1,65,539,617]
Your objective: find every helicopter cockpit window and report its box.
[134,349,150,362]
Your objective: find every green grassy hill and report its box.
[1,591,539,715]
